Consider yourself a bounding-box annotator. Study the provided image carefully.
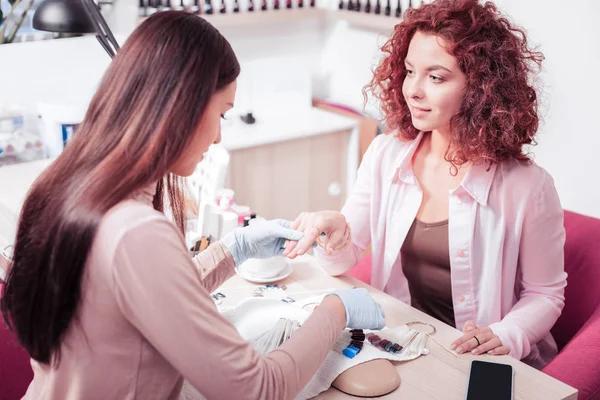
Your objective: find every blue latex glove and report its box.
[327,288,386,330]
[222,219,304,267]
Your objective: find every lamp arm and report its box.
[82,0,120,58]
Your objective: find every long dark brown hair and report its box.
[1,11,239,365]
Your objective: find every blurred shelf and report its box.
[328,10,400,33]
[137,8,402,32]
[138,8,326,29]
[204,7,325,28]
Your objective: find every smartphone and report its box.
[465,360,514,400]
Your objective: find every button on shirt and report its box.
[315,133,567,369]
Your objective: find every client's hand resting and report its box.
[450,321,510,356]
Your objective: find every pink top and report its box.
[23,186,342,400]
[316,133,567,369]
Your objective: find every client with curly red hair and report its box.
[285,0,566,369]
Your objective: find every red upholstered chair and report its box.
[0,284,33,400]
[348,211,600,400]
[542,211,600,400]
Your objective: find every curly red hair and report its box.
[365,0,544,165]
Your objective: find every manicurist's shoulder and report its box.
[94,200,182,266]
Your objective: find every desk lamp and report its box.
[32,0,119,58]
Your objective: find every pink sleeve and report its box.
[111,217,343,400]
[315,136,381,275]
[489,173,567,360]
[191,241,236,294]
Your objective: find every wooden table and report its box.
[218,256,578,400]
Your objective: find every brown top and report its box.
[401,219,455,327]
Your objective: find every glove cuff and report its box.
[326,292,351,329]
[222,229,245,267]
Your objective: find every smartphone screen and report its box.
[465,360,514,400]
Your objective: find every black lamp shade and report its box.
[33,0,96,34]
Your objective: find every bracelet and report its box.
[405,321,437,335]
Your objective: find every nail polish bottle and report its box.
[190,0,200,12]
[205,0,214,14]
[138,0,147,17]
[408,0,412,7]
[309,0,315,7]
[273,0,280,9]
[261,0,267,11]
[286,0,292,9]
[384,0,390,15]
[298,0,303,8]
[355,0,361,11]
[347,0,354,10]
[374,0,381,14]
[176,0,185,10]
[365,0,371,12]
[395,0,401,17]
[248,0,254,11]
[233,0,240,12]
[219,0,226,13]
[338,0,344,9]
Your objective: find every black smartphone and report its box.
[465,360,514,400]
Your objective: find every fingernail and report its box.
[466,326,474,331]
[450,343,456,350]
[456,347,463,354]
[471,349,478,355]
[487,350,494,355]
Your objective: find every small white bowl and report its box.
[239,257,289,279]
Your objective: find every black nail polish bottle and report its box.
[408,0,412,7]
[286,0,292,9]
[298,0,303,8]
[365,0,371,12]
[347,0,354,10]
[384,0,390,15]
[395,0,401,17]
[205,0,213,14]
[233,0,240,12]
[338,0,344,8]
[355,0,361,11]
[138,0,147,17]
[309,0,315,7]
[374,0,381,14]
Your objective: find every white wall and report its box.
[490,0,600,218]
[323,0,600,218]
[2,1,598,217]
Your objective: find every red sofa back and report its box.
[0,284,33,400]
[551,211,600,350]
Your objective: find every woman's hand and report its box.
[222,219,303,267]
[450,321,510,356]
[326,288,386,330]
[282,211,349,258]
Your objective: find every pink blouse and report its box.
[316,133,567,369]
